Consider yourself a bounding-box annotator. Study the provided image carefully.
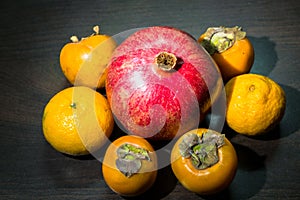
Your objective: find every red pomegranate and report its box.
[106,26,222,140]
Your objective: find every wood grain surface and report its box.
[1,0,299,199]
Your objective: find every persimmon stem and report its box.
[70,36,79,43]
[93,25,100,35]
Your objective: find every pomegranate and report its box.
[106,26,222,140]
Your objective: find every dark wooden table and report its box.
[1,0,299,199]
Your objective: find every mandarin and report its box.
[225,74,286,135]
[42,86,114,155]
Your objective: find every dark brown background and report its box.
[1,0,299,199]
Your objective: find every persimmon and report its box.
[170,128,238,195]
[198,26,254,82]
[59,26,116,89]
[102,135,157,196]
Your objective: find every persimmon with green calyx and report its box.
[102,135,157,197]
[198,26,254,82]
[60,25,117,89]
[171,128,238,195]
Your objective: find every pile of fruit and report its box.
[42,25,286,196]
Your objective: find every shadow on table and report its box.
[252,84,300,140]
[122,139,268,200]
[197,143,266,200]
[248,36,300,139]
[248,36,278,77]
[223,84,300,141]
[122,165,178,200]
[228,143,266,200]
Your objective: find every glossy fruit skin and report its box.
[102,135,157,196]
[198,33,254,82]
[60,42,90,84]
[106,26,222,140]
[42,86,114,155]
[225,73,286,135]
[60,34,116,88]
[170,128,238,195]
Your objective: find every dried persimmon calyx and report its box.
[201,26,246,54]
[116,143,151,177]
[202,131,225,148]
[116,158,141,178]
[179,131,225,170]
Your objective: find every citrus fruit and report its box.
[225,74,286,136]
[42,86,114,155]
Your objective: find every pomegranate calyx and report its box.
[154,52,177,71]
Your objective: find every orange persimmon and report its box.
[102,135,157,197]
[170,128,238,195]
[60,26,116,89]
[198,26,254,82]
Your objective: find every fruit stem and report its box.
[93,25,100,35]
[249,84,255,91]
[70,36,79,43]
[154,52,177,71]
[70,102,77,109]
